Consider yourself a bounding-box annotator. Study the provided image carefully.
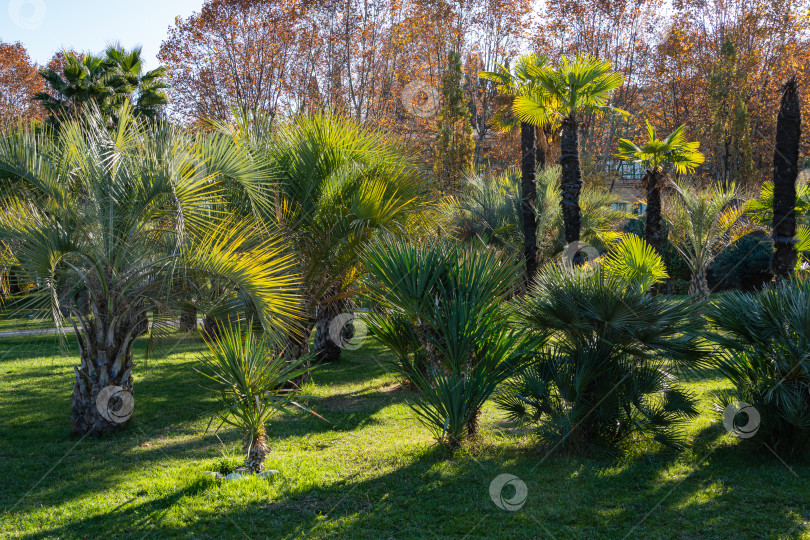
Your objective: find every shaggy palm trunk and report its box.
[520,121,538,282]
[535,126,548,169]
[688,266,710,300]
[644,170,664,254]
[770,76,801,279]
[313,297,347,364]
[70,305,143,435]
[244,431,269,473]
[179,305,197,332]
[559,117,583,249]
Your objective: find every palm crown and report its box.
[617,121,705,174]
[512,54,627,126]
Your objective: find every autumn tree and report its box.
[0,41,44,122]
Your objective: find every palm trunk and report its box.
[179,305,197,332]
[244,431,268,473]
[688,266,710,301]
[70,307,141,435]
[535,125,548,169]
[559,117,583,248]
[770,76,801,279]
[313,298,347,364]
[520,121,538,282]
[644,170,664,254]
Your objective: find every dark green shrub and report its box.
[498,266,707,453]
[706,279,810,454]
[708,231,772,291]
[361,239,526,448]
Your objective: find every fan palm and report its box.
[617,122,705,253]
[0,105,301,435]
[706,279,810,453]
[513,55,627,249]
[664,182,753,299]
[34,46,168,127]
[219,111,437,367]
[480,54,554,281]
[499,265,706,453]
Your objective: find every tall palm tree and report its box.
[665,182,752,299]
[514,55,626,249]
[479,54,553,281]
[0,105,301,435]
[617,122,705,253]
[770,76,802,279]
[219,111,437,367]
[34,46,169,127]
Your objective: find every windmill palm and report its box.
[219,111,437,366]
[0,105,301,435]
[665,182,753,299]
[34,46,168,127]
[480,54,554,281]
[617,122,705,253]
[513,55,627,250]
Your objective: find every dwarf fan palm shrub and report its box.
[361,240,525,448]
[498,264,706,453]
[706,279,810,453]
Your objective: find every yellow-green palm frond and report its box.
[617,121,705,175]
[603,233,668,292]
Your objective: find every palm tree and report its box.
[514,55,626,249]
[0,105,301,435]
[616,122,705,254]
[199,322,312,473]
[34,46,168,127]
[480,54,553,281]
[770,76,802,279]
[219,111,437,367]
[665,182,752,299]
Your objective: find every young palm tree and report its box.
[665,182,752,299]
[0,105,301,435]
[770,76,802,279]
[199,322,312,473]
[219,112,437,367]
[616,122,705,253]
[513,55,626,249]
[480,54,554,281]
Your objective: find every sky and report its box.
[0,0,205,68]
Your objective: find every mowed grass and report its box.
[0,331,809,539]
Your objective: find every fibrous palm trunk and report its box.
[559,117,583,248]
[520,121,538,282]
[244,431,269,473]
[179,305,197,332]
[771,76,801,279]
[688,265,710,301]
[70,302,143,435]
[644,170,664,254]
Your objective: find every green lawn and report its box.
[0,331,808,539]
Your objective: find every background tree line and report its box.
[0,0,808,183]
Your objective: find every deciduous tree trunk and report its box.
[770,76,801,279]
[559,117,583,249]
[520,121,538,282]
